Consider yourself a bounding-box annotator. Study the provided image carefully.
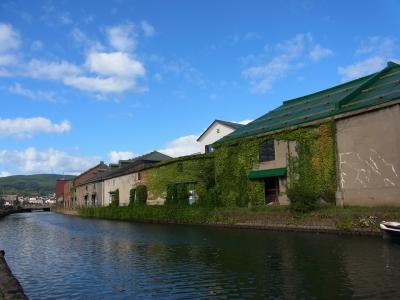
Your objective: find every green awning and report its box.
[248,168,287,179]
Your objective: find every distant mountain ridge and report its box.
[0,174,75,196]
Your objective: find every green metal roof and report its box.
[217,62,400,144]
[248,168,287,179]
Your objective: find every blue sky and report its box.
[0,0,399,175]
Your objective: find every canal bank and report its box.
[2,211,400,299]
[0,209,19,220]
[0,251,27,300]
[55,205,400,236]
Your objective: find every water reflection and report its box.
[0,212,399,299]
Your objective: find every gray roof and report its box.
[101,151,171,181]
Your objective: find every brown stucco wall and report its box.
[336,104,400,206]
[63,181,72,208]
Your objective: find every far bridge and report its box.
[20,205,51,213]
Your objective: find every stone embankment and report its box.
[0,209,16,219]
[0,251,27,300]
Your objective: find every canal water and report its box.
[0,212,400,299]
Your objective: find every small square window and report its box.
[205,145,214,153]
[259,140,275,162]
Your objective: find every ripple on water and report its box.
[1,212,400,299]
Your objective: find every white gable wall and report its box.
[103,172,141,206]
[197,122,236,153]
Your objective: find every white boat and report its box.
[380,221,400,239]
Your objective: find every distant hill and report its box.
[0,174,75,196]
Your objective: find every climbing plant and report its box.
[145,154,215,205]
[109,189,119,207]
[214,121,337,209]
[129,188,136,206]
[135,185,148,205]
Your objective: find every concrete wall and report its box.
[336,104,400,206]
[198,123,236,153]
[103,172,144,206]
[75,181,104,208]
[75,185,88,207]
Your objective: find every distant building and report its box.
[55,179,70,204]
[102,151,171,206]
[63,180,73,208]
[197,120,244,153]
[2,195,18,207]
[71,161,108,208]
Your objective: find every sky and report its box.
[0,0,399,176]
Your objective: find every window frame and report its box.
[259,140,275,162]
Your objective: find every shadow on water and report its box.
[1,212,400,299]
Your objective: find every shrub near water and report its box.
[287,185,318,213]
[79,205,216,224]
[110,189,119,207]
[135,185,148,205]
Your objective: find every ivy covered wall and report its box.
[214,121,337,207]
[145,154,215,203]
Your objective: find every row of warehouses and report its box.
[56,62,400,208]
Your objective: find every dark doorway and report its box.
[264,177,279,204]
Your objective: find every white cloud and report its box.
[86,51,145,77]
[9,83,57,102]
[25,59,82,80]
[106,23,137,52]
[0,147,99,175]
[159,135,202,157]
[0,54,18,66]
[338,36,399,81]
[0,171,11,177]
[0,23,20,53]
[0,117,71,138]
[235,119,253,125]
[108,151,137,163]
[140,21,155,37]
[0,22,147,96]
[63,76,140,93]
[58,12,72,25]
[70,27,104,51]
[309,44,334,61]
[338,56,386,82]
[31,40,43,51]
[243,33,332,93]
[0,23,20,67]
[163,59,206,88]
[356,36,397,56]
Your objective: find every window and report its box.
[138,172,142,180]
[205,145,214,153]
[259,140,275,162]
[177,162,184,173]
[216,128,220,134]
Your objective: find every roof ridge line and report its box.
[337,62,397,109]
